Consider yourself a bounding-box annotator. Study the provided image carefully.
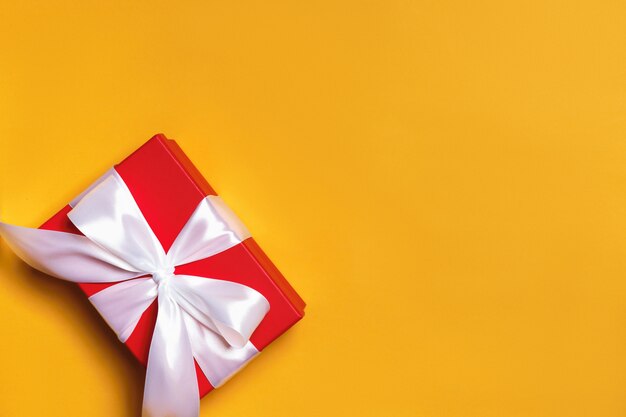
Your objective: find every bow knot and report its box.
[151,265,175,285]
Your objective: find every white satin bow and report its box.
[0,170,270,417]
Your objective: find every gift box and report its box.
[3,134,304,412]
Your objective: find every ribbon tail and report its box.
[143,284,199,417]
[0,222,143,282]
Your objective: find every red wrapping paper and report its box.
[39,134,306,397]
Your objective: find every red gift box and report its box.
[39,134,305,396]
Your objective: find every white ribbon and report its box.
[0,170,270,417]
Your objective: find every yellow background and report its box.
[1,1,626,416]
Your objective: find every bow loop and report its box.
[67,173,167,273]
[88,277,158,342]
[166,195,251,267]
[171,275,270,348]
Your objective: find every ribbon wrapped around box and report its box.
[0,134,305,417]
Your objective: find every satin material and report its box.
[0,169,270,417]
